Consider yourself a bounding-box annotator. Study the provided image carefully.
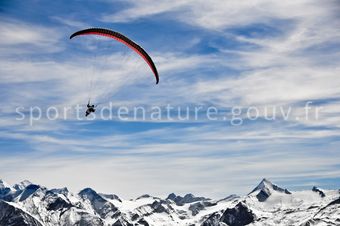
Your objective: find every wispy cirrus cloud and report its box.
[0,19,64,54]
[101,0,339,30]
[100,0,340,105]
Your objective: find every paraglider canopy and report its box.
[70,28,159,84]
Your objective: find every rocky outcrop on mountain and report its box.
[189,201,216,216]
[312,186,326,198]
[0,200,43,226]
[166,193,209,206]
[0,179,15,201]
[220,202,255,226]
[201,212,222,226]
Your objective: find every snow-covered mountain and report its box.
[0,178,339,226]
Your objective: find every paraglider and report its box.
[69,28,159,84]
[70,28,159,117]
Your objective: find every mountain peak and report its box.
[79,187,98,197]
[249,178,291,202]
[13,180,33,190]
[0,179,12,189]
[250,178,272,193]
[166,193,177,200]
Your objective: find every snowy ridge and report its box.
[0,178,339,226]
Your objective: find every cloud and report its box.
[1,136,339,198]
[50,16,89,28]
[101,0,188,23]
[193,66,340,105]
[101,0,338,30]
[0,19,64,54]
[100,0,340,108]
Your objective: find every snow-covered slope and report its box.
[0,178,339,226]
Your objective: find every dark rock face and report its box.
[0,188,12,202]
[44,187,74,211]
[48,187,69,196]
[189,202,205,216]
[137,218,150,226]
[312,186,326,198]
[166,193,209,206]
[112,218,134,226]
[46,196,73,211]
[137,194,152,199]
[271,184,291,195]
[220,202,255,226]
[167,193,177,200]
[189,201,216,216]
[0,187,11,199]
[19,184,41,201]
[151,200,172,214]
[256,189,271,202]
[201,212,221,226]
[183,194,203,203]
[0,180,15,201]
[131,213,140,221]
[0,200,43,226]
[42,188,73,211]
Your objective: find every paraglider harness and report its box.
[86,99,96,117]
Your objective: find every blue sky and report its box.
[0,0,340,198]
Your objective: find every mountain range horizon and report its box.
[1,177,339,225]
